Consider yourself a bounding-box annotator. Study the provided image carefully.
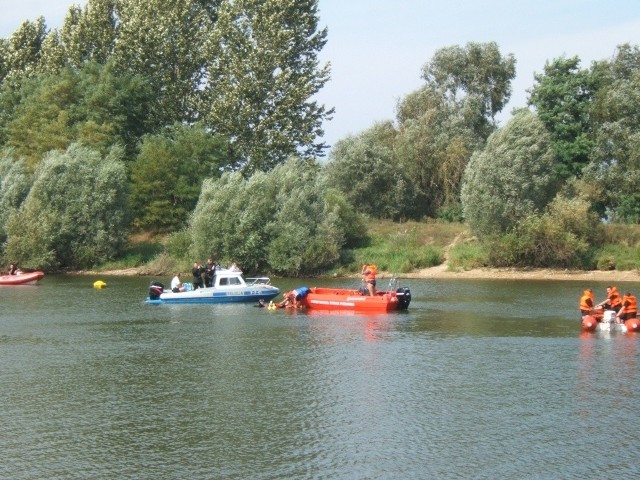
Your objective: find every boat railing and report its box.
[386,276,399,292]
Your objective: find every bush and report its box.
[190,158,368,276]
[594,245,640,271]
[4,144,129,270]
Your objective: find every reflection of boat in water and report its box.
[581,309,640,333]
[0,271,44,285]
[302,278,411,313]
[146,269,280,304]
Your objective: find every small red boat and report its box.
[302,281,411,313]
[0,271,45,285]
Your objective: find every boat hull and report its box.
[303,287,409,313]
[147,286,280,304]
[0,271,45,285]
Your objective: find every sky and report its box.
[2,0,640,152]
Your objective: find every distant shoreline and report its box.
[400,265,640,282]
[80,265,640,283]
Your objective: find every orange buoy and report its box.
[582,315,598,332]
[624,318,640,332]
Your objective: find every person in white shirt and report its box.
[171,273,185,293]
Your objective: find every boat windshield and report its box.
[246,277,271,285]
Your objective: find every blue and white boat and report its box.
[146,269,280,304]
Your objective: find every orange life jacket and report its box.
[363,264,377,281]
[579,290,594,311]
[621,294,638,315]
[609,287,622,308]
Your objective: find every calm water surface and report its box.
[1,275,639,479]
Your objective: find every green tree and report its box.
[527,56,597,180]
[489,195,603,268]
[0,61,153,168]
[111,0,216,127]
[587,44,640,222]
[421,41,516,136]
[388,43,515,219]
[0,17,47,84]
[461,109,557,237]
[190,158,365,275]
[0,153,32,248]
[4,144,129,270]
[395,87,482,219]
[58,0,117,68]
[324,121,418,220]
[203,0,333,173]
[130,123,229,232]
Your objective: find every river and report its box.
[1,274,639,479]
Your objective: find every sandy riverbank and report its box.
[87,264,640,282]
[401,264,640,282]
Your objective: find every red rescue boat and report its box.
[302,279,411,313]
[0,271,45,285]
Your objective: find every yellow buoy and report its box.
[93,280,107,289]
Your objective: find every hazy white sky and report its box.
[2,0,640,152]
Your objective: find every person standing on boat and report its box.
[596,285,622,313]
[204,258,216,287]
[192,262,204,289]
[617,292,637,323]
[361,263,377,296]
[171,273,185,293]
[579,288,595,317]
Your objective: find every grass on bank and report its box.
[93,220,640,276]
[324,219,466,275]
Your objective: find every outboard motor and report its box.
[149,281,164,300]
[396,287,411,310]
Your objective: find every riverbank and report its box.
[86,264,640,282]
[402,264,640,282]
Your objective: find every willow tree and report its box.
[0,153,32,248]
[392,42,516,219]
[4,144,129,269]
[461,109,557,237]
[324,121,418,220]
[421,41,516,137]
[190,158,365,275]
[203,0,333,173]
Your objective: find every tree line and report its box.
[0,0,638,273]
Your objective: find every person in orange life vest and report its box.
[579,288,595,317]
[617,292,637,323]
[361,263,377,296]
[596,285,622,313]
